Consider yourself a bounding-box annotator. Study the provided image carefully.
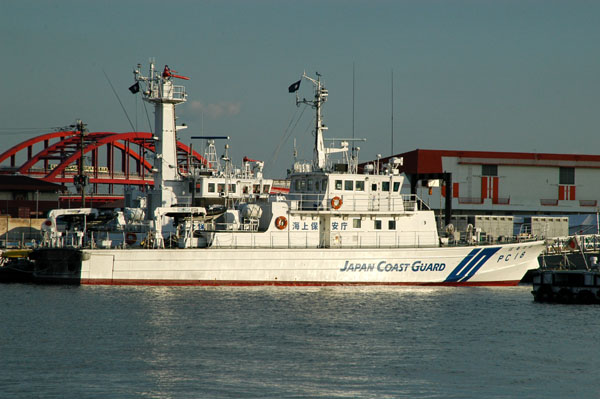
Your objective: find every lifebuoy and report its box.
[275,216,287,230]
[125,232,137,245]
[331,196,343,210]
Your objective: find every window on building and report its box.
[388,220,396,230]
[482,165,498,176]
[353,219,361,228]
[355,181,365,191]
[559,167,575,185]
[345,180,353,190]
[335,180,343,190]
[375,220,382,230]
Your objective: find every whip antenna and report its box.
[102,68,136,131]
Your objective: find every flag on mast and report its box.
[128,82,140,94]
[288,79,301,93]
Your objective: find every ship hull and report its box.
[29,241,545,286]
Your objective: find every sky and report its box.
[2,0,600,177]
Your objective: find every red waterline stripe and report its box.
[80,279,520,287]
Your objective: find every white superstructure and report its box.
[27,64,545,286]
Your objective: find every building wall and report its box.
[418,156,600,215]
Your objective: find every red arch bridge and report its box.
[0,130,206,204]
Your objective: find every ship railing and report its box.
[286,193,422,213]
[159,84,186,100]
[207,229,438,249]
[329,230,438,248]
[175,194,266,208]
[209,220,259,232]
[544,234,600,254]
[41,231,85,249]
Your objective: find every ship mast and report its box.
[296,72,328,170]
[295,72,355,171]
[133,61,187,185]
[132,61,188,210]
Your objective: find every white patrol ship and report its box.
[21,63,545,286]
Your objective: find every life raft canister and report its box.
[125,232,137,245]
[331,196,343,210]
[275,216,288,230]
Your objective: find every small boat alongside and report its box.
[0,249,35,283]
[532,269,600,304]
[532,235,600,303]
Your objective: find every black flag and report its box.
[128,82,140,94]
[288,79,301,93]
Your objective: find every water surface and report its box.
[1,285,598,398]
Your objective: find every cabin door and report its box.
[319,215,330,248]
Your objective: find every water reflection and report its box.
[2,285,600,398]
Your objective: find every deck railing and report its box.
[286,193,423,213]
[208,229,438,249]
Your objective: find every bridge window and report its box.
[208,183,215,193]
[229,184,236,193]
[393,182,401,192]
[217,183,225,193]
[353,218,361,228]
[322,179,328,191]
[253,184,260,193]
[335,180,342,190]
[263,184,270,193]
[344,180,353,190]
[355,181,364,191]
[374,220,382,230]
[388,220,396,230]
[371,183,377,191]
[382,182,390,192]
[315,181,320,191]
[307,179,313,191]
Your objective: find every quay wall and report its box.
[0,217,46,246]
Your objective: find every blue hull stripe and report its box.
[444,247,501,282]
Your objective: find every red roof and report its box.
[0,175,64,192]
[370,149,600,175]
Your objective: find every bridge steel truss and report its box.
[0,131,206,194]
